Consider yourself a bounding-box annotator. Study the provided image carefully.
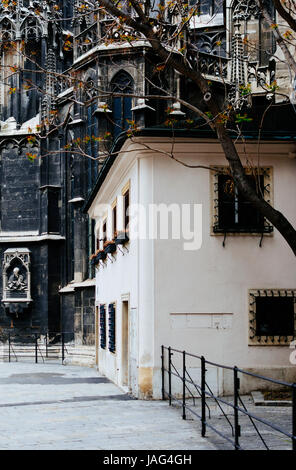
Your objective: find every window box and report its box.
[114,230,129,245]
[95,250,107,262]
[104,241,116,254]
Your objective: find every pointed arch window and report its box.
[0,18,16,42]
[111,72,134,139]
[232,0,276,67]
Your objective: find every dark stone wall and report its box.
[48,242,62,332]
[0,242,62,332]
[60,287,95,345]
[0,136,63,335]
[82,287,95,345]
[60,292,75,343]
[1,142,40,233]
[0,8,95,345]
[73,287,95,345]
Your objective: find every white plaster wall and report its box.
[90,148,155,395]
[89,137,296,398]
[92,157,139,392]
[151,139,296,397]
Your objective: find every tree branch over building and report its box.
[0,0,295,254]
[95,0,296,254]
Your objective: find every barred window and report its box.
[249,290,296,345]
[212,167,273,235]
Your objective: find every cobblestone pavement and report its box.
[0,362,215,451]
[0,362,292,451]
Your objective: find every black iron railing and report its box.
[0,331,74,364]
[161,346,296,450]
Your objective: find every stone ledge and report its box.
[251,390,292,407]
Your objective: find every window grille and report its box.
[212,167,273,235]
[249,289,296,345]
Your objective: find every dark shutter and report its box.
[113,205,117,239]
[108,303,116,353]
[100,304,106,349]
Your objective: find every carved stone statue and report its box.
[7,267,27,291]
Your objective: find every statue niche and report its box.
[2,248,32,317]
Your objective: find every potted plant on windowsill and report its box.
[90,253,96,265]
[114,230,129,245]
[104,240,116,254]
[95,249,107,262]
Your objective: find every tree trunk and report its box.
[216,124,296,256]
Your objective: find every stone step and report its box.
[63,345,96,367]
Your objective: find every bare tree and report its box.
[93,0,296,254]
[0,0,295,253]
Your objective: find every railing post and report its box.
[61,332,65,363]
[161,345,165,400]
[234,366,240,450]
[8,332,11,363]
[293,383,296,451]
[201,356,206,437]
[182,350,186,420]
[35,333,38,364]
[168,346,172,406]
[45,332,48,358]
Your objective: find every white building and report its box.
[86,133,296,399]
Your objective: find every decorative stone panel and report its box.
[2,247,32,317]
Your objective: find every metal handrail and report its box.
[161,345,296,451]
[0,330,75,364]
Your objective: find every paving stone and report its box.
[1,362,292,450]
[0,362,214,450]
